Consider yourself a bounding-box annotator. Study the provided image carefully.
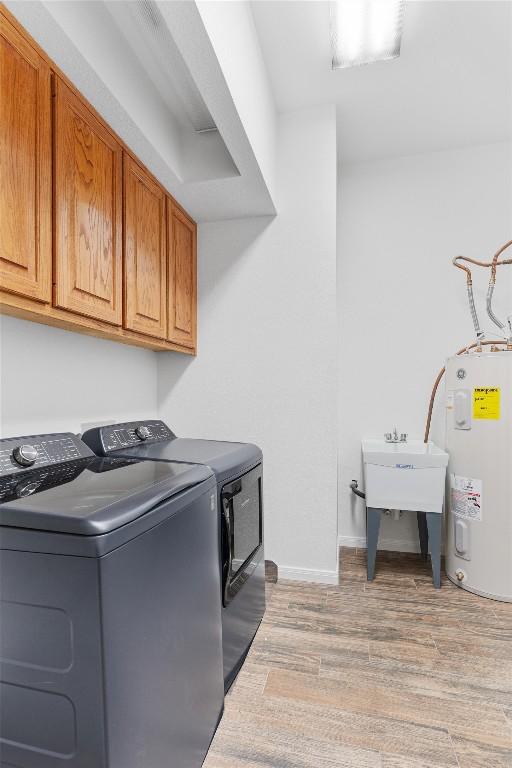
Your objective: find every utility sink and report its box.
[362,439,449,513]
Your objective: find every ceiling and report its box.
[8,0,276,221]
[251,0,512,163]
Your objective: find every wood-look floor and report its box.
[204,548,512,768]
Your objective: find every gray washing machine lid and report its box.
[81,421,262,484]
[0,456,213,536]
[116,439,262,483]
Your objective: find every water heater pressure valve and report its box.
[384,428,408,444]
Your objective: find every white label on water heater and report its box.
[450,474,482,522]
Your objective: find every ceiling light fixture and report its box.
[330,0,405,70]
[106,0,217,133]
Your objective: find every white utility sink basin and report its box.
[362,439,449,513]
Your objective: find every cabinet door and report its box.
[0,12,51,303]
[123,155,167,339]
[167,202,197,350]
[54,78,122,325]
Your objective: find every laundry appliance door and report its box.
[221,464,263,606]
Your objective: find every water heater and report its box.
[445,351,512,601]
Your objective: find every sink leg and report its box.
[426,512,442,589]
[417,512,429,560]
[366,507,382,581]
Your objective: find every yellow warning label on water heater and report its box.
[473,387,501,420]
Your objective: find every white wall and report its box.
[0,316,158,437]
[337,141,512,552]
[158,105,338,582]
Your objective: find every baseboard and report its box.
[278,566,339,585]
[338,535,367,550]
[337,534,421,554]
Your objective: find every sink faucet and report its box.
[384,428,408,443]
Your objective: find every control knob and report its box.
[135,425,150,441]
[12,444,38,467]
[16,480,39,498]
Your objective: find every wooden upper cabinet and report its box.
[53,77,122,325]
[0,12,52,303]
[167,202,197,350]
[123,155,167,340]
[0,9,197,353]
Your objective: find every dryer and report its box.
[0,431,223,768]
[82,420,266,691]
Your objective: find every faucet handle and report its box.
[400,433,408,442]
[384,432,392,442]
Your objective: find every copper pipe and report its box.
[423,340,510,443]
[452,245,512,273]
[490,239,512,279]
[452,256,473,281]
[452,239,512,343]
[487,240,512,337]
[452,253,512,296]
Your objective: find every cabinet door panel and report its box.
[0,13,51,302]
[167,203,196,350]
[124,156,167,339]
[54,78,122,325]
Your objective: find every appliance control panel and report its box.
[0,459,90,503]
[0,433,94,478]
[85,421,175,454]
